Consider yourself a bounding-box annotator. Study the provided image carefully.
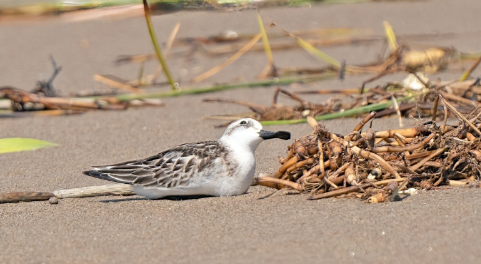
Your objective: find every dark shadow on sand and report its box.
[99,195,214,203]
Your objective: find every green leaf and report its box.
[0,138,59,154]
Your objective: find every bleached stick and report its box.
[53,184,134,198]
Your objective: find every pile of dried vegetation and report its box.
[255,98,481,202]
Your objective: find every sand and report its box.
[1,0,481,263]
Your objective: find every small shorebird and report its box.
[83,118,290,199]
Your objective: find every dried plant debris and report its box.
[95,19,480,107]
[204,87,343,123]
[205,76,481,125]
[253,105,481,203]
[0,59,163,118]
[115,23,469,86]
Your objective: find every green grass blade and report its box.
[383,21,398,52]
[459,56,481,81]
[143,0,177,90]
[113,72,337,101]
[292,34,341,69]
[257,10,274,66]
[0,138,59,154]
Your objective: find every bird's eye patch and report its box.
[240,120,248,125]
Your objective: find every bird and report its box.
[83,118,290,199]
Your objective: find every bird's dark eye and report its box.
[240,120,248,125]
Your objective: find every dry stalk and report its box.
[440,95,481,136]
[370,133,435,153]
[409,147,448,171]
[272,156,298,178]
[253,176,303,191]
[309,178,406,200]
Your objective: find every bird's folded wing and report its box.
[83,141,225,188]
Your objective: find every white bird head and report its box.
[219,118,290,151]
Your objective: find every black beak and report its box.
[259,130,291,140]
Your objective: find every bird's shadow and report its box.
[99,195,214,203]
[389,194,411,202]
[256,189,300,200]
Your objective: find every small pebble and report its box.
[49,197,59,204]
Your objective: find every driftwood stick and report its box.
[0,184,135,203]
[0,192,54,203]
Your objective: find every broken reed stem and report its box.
[388,177,410,202]
[432,94,439,121]
[370,127,419,138]
[326,163,350,188]
[286,158,314,174]
[323,174,339,189]
[298,164,320,183]
[391,95,403,127]
[310,178,406,200]
[345,111,376,141]
[370,133,435,153]
[318,140,325,176]
[306,116,319,130]
[254,176,302,191]
[393,132,412,159]
[405,150,433,160]
[442,102,448,131]
[393,132,409,144]
[94,74,144,93]
[449,180,469,186]
[409,147,448,171]
[273,156,298,178]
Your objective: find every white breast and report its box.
[212,145,256,196]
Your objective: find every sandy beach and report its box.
[1,0,481,263]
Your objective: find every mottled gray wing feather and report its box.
[83,141,225,188]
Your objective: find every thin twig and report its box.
[440,95,481,136]
[309,178,406,200]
